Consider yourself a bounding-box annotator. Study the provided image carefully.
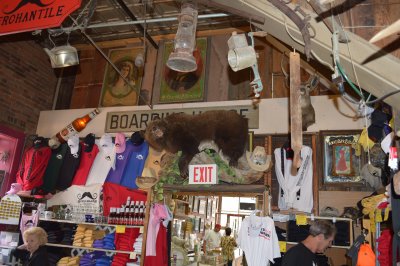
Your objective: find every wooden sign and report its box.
[189,164,218,185]
[105,105,259,132]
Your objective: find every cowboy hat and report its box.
[246,146,271,172]
[135,168,158,189]
[361,163,382,190]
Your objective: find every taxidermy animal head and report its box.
[281,53,319,131]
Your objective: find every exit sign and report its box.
[189,164,218,184]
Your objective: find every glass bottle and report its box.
[139,201,144,226]
[49,109,100,148]
[134,201,140,225]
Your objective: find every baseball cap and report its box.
[67,134,80,155]
[115,133,126,153]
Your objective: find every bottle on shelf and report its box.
[115,208,120,225]
[128,201,135,225]
[139,201,144,226]
[134,201,140,225]
[48,109,100,148]
[108,207,115,224]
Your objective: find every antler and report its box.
[280,53,290,88]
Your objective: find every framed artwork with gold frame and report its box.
[158,38,208,103]
[100,47,143,107]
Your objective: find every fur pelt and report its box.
[144,110,249,177]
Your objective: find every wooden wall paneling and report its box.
[370,0,400,58]
[319,190,371,215]
[139,46,158,106]
[54,67,78,110]
[151,40,165,104]
[206,35,230,102]
[271,48,289,98]
[311,134,319,214]
[71,48,108,108]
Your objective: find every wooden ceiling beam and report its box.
[74,26,250,50]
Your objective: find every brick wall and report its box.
[0,34,58,135]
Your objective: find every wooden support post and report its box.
[290,51,302,176]
[140,188,152,266]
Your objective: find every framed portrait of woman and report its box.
[100,47,144,107]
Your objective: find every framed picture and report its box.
[321,131,364,184]
[212,198,218,217]
[198,199,206,215]
[192,197,199,213]
[207,199,213,219]
[188,195,193,212]
[100,47,143,107]
[158,38,208,103]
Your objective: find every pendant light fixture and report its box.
[166,1,198,73]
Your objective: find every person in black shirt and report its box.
[282,220,336,266]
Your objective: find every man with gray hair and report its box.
[282,219,336,266]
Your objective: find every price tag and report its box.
[139,227,144,233]
[116,225,126,233]
[296,215,307,225]
[129,252,136,259]
[279,241,287,253]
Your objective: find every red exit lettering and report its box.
[193,166,214,183]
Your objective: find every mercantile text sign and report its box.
[0,0,82,35]
[105,105,259,133]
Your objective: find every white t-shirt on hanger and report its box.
[237,215,281,266]
[274,145,313,213]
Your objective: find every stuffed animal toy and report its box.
[144,110,248,177]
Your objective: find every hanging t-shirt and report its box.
[237,214,281,266]
[20,210,39,235]
[274,145,313,213]
[145,223,168,266]
[39,143,68,193]
[102,182,147,216]
[47,183,102,210]
[146,203,169,256]
[120,141,149,189]
[71,142,99,186]
[85,137,116,186]
[105,143,133,185]
[56,144,82,191]
[16,146,52,191]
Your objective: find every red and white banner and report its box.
[0,0,81,35]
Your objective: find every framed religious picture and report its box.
[100,47,144,107]
[158,38,208,103]
[321,130,365,185]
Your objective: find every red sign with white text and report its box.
[0,0,82,35]
[189,164,218,185]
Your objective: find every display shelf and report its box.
[0,245,17,249]
[45,243,137,257]
[173,199,190,204]
[40,217,144,229]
